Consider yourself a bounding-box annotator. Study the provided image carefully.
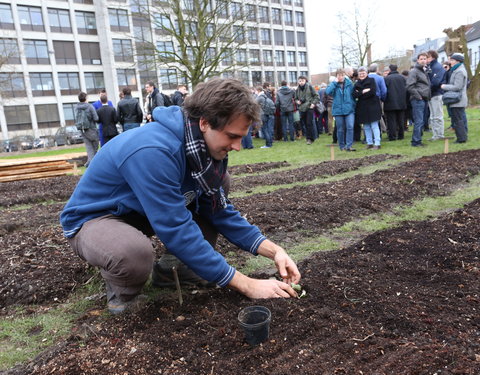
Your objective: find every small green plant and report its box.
[291,283,307,298]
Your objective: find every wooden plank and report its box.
[0,169,74,183]
[0,160,69,172]
[0,152,87,167]
[0,163,73,177]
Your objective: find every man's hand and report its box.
[309,103,315,109]
[228,272,298,299]
[257,239,301,285]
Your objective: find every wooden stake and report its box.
[73,161,79,176]
[326,144,335,160]
[172,266,183,306]
[443,137,454,154]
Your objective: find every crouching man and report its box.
[60,78,301,314]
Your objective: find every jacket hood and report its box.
[76,102,91,109]
[152,105,185,140]
[279,86,292,94]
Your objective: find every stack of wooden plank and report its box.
[0,153,86,183]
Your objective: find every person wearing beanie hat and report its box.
[441,53,468,143]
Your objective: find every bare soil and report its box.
[1,150,480,374]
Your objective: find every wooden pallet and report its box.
[0,153,86,182]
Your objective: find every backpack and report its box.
[161,92,173,107]
[75,107,91,130]
[261,96,276,115]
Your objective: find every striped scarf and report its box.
[184,117,228,213]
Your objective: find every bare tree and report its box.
[332,3,375,68]
[131,0,256,89]
[0,38,21,94]
[444,25,480,105]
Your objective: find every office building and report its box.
[0,0,309,139]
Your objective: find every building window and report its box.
[295,11,304,27]
[206,47,216,62]
[63,103,76,125]
[300,70,308,78]
[109,8,129,32]
[84,72,105,94]
[80,42,101,64]
[287,51,296,66]
[231,2,242,21]
[295,0,303,6]
[297,31,306,47]
[258,6,269,23]
[154,14,170,35]
[238,71,249,85]
[217,0,229,19]
[275,50,285,66]
[156,41,174,59]
[271,8,281,25]
[249,49,260,65]
[74,0,94,4]
[75,11,97,34]
[263,50,273,66]
[286,30,295,46]
[48,8,72,33]
[24,40,50,64]
[272,0,281,3]
[236,49,247,64]
[160,68,178,90]
[0,73,26,97]
[35,104,60,129]
[264,71,274,84]
[0,38,21,64]
[245,4,256,21]
[251,71,262,85]
[248,27,258,44]
[283,0,292,5]
[283,10,293,26]
[233,25,245,43]
[0,3,15,29]
[260,29,271,45]
[220,49,232,66]
[117,69,137,90]
[274,29,283,46]
[299,51,307,66]
[5,105,32,131]
[113,39,133,62]
[288,71,297,85]
[58,72,80,95]
[18,6,44,32]
[30,73,55,96]
[53,41,76,64]
[133,18,152,43]
[277,71,286,84]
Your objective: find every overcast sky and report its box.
[304,0,477,73]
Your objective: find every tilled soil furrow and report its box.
[20,198,480,375]
[230,153,401,192]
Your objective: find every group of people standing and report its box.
[247,50,469,152]
[74,82,188,166]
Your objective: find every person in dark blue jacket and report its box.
[60,78,301,315]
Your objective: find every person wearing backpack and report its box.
[145,81,165,122]
[171,84,188,107]
[275,80,295,141]
[75,92,99,167]
[255,86,276,148]
[294,75,319,145]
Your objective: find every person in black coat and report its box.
[96,94,118,144]
[353,67,383,149]
[384,64,407,141]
